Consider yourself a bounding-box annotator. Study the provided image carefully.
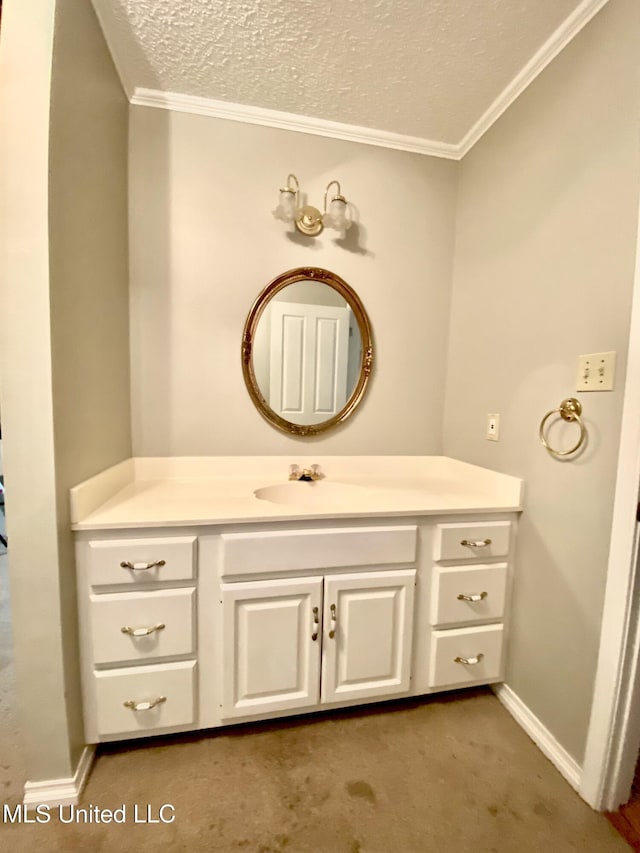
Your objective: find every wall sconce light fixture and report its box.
[272,174,352,237]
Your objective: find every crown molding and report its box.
[130,88,462,160]
[457,0,611,157]
[129,0,610,161]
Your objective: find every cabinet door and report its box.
[221,577,322,718]
[321,570,415,704]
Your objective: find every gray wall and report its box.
[0,0,131,782]
[128,109,458,455]
[443,0,640,762]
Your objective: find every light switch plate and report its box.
[486,413,500,441]
[576,351,616,391]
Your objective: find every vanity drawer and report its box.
[428,624,504,688]
[86,536,197,587]
[221,525,417,577]
[89,588,196,665]
[433,522,511,562]
[431,564,507,627]
[93,660,196,737]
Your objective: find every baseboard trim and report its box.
[493,683,582,792]
[23,744,96,807]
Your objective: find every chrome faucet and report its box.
[288,464,321,482]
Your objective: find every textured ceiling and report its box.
[94,0,590,145]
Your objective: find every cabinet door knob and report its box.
[329,603,337,639]
[456,592,488,602]
[120,559,166,571]
[459,538,492,548]
[311,606,319,641]
[123,696,166,712]
[454,653,485,666]
[121,623,166,637]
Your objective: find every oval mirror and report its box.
[242,267,374,436]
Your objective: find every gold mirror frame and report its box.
[241,267,374,436]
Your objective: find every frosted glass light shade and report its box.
[272,190,297,223]
[322,198,351,233]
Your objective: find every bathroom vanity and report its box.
[71,456,523,744]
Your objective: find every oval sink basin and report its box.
[254,481,371,507]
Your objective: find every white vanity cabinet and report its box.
[221,569,415,719]
[428,521,512,689]
[76,534,199,742]
[219,524,417,721]
[71,456,523,746]
[221,577,322,717]
[322,570,415,703]
[74,513,518,744]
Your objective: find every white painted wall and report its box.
[0,0,131,783]
[128,109,458,455]
[0,0,68,783]
[48,0,132,775]
[442,0,640,763]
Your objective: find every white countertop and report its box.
[70,456,524,531]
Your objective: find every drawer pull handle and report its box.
[123,696,166,712]
[457,592,488,602]
[311,606,319,641]
[121,623,166,638]
[120,559,166,571]
[454,653,485,666]
[460,538,492,548]
[329,603,337,639]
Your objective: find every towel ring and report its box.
[539,397,587,457]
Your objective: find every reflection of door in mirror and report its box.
[251,279,363,427]
[269,301,350,425]
[243,267,372,436]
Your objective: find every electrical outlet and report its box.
[576,351,616,391]
[486,413,500,441]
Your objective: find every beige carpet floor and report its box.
[0,687,630,852]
